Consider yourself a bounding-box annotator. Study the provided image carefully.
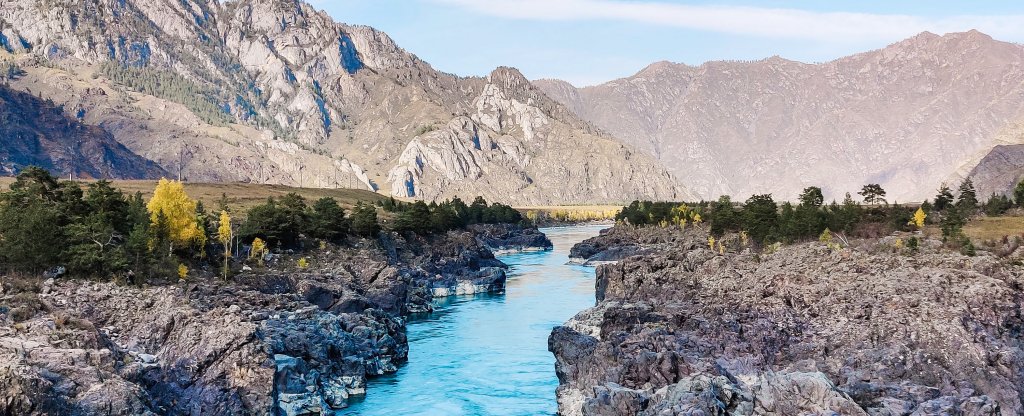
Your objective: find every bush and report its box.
[983,194,1012,216]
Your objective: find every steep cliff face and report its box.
[0,83,165,178]
[0,0,684,204]
[535,30,1024,202]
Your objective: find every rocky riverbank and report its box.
[568,225,683,265]
[551,225,1024,415]
[0,224,549,415]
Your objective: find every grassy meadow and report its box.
[0,178,387,213]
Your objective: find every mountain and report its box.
[535,30,1024,202]
[0,82,165,178]
[0,0,683,204]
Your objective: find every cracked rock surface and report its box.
[551,226,1024,415]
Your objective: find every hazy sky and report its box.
[314,1,1024,86]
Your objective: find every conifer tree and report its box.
[350,202,380,237]
[956,178,978,211]
[934,184,955,211]
[858,184,887,205]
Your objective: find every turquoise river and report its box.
[343,225,607,415]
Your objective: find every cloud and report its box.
[431,0,1024,42]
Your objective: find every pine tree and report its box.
[799,186,824,207]
[307,197,349,242]
[0,168,69,274]
[350,202,380,237]
[742,194,779,244]
[858,184,887,205]
[393,201,430,233]
[708,196,738,235]
[934,184,955,211]
[956,178,978,211]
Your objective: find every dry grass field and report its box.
[518,205,622,223]
[0,177,387,213]
[962,216,1024,242]
[0,177,628,221]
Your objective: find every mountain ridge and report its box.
[0,0,684,204]
[535,30,1024,202]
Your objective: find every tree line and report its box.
[0,168,525,282]
[98,62,233,125]
[618,178,1019,254]
[377,196,525,235]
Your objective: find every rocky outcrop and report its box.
[0,224,551,414]
[536,30,1024,202]
[567,225,687,265]
[470,223,553,254]
[551,226,1024,415]
[0,0,685,205]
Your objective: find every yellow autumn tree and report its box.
[911,207,927,229]
[218,210,232,279]
[177,264,189,281]
[251,237,267,267]
[148,179,206,251]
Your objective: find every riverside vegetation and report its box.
[0,167,552,414]
[613,179,1016,256]
[0,167,529,282]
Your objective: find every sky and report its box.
[313,1,1024,86]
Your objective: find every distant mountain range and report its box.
[536,30,1024,202]
[0,0,682,205]
[4,0,1024,205]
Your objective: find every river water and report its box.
[343,225,606,416]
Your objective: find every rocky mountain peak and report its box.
[878,30,1017,61]
[487,66,530,89]
[0,0,683,204]
[636,60,682,76]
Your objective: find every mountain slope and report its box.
[535,31,1024,202]
[0,82,165,178]
[0,0,683,204]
